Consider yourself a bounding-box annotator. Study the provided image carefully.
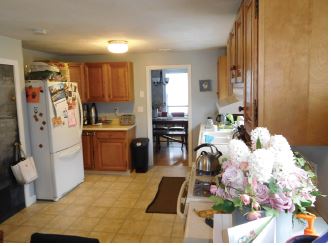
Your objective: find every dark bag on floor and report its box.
[30,233,100,243]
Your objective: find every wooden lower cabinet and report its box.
[82,131,94,169]
[82,128,135,171]
[94,131,127,171]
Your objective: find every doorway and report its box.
[0,59,27,222]
[146,65,192,167]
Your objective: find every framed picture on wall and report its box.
[199,80,211,91]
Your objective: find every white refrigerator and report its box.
[25,80,84,201]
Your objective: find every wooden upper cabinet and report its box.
[235,5,244,83]
[243,0,258,132]
[85,63,108,102]
[106,62,134,101]
[257,0,327,145]
[229,27,236,84]
[217,56,229,101]
[68,63,86,102]
[84,62,134,102]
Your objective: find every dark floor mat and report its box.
[146,176,186,214]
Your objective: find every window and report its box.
[165,72,188,115]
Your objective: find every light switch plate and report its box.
[139,90,145,98]
[137,106,144,112]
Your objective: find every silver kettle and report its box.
[194,143,222,176]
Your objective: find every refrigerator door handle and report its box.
[58,145,81,159]
[77,90,83,136]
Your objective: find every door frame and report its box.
[146,64,192,166]
[0,58,27,154]
[0,58,35,207]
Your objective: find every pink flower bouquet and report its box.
[209,127,321,220]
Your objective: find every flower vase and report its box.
[232,208,250,226]
[276,212,293,243]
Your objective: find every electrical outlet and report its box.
[137,106,144,113]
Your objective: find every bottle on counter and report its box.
[205,117,214,129]
[90,103,98,125]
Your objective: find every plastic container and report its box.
[131,138,149,173]
[205,117,214,129]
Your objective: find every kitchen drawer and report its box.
[96,131,126,139]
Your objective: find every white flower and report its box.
[228,139,250,165]
[248,149,274,183]
[251,127,271,150]
[272,149,296,178]
[269,135,292,153]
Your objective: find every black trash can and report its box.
[131,138,149,173]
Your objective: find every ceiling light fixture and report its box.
[32,28,47,35]
[107,40,128,53]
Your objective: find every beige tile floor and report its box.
[0,165,189,243]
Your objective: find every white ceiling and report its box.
[0,0,241,55]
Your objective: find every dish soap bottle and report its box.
[205,117,214,129]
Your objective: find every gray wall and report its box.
[62,48,225,154]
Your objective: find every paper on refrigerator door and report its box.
[53,98,68,118]
[67,109,77,127]
[64,82,77,110]
[49,83,66,104]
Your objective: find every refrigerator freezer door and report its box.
[51,143,84,200]
[46,81,83,153]
[25,80,55,200]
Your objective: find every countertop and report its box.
[184,201,214,243]
[83,124,136,131]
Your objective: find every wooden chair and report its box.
[161,111,168,117]
[153,127,168,151]
[167,112,186,147]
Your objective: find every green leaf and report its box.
[268,178,279,194]
[208,195,224,204]
[256,137,262,149]
[212,200,235,213]
[310,190,321,197]
[226,114,234,124]
[262,206,279,217]
[300,200,312,208]
[295,157,306,167]
[232,197,243,208]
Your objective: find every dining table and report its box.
[152,116,188,150]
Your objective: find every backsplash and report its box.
[86,102,134,121]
